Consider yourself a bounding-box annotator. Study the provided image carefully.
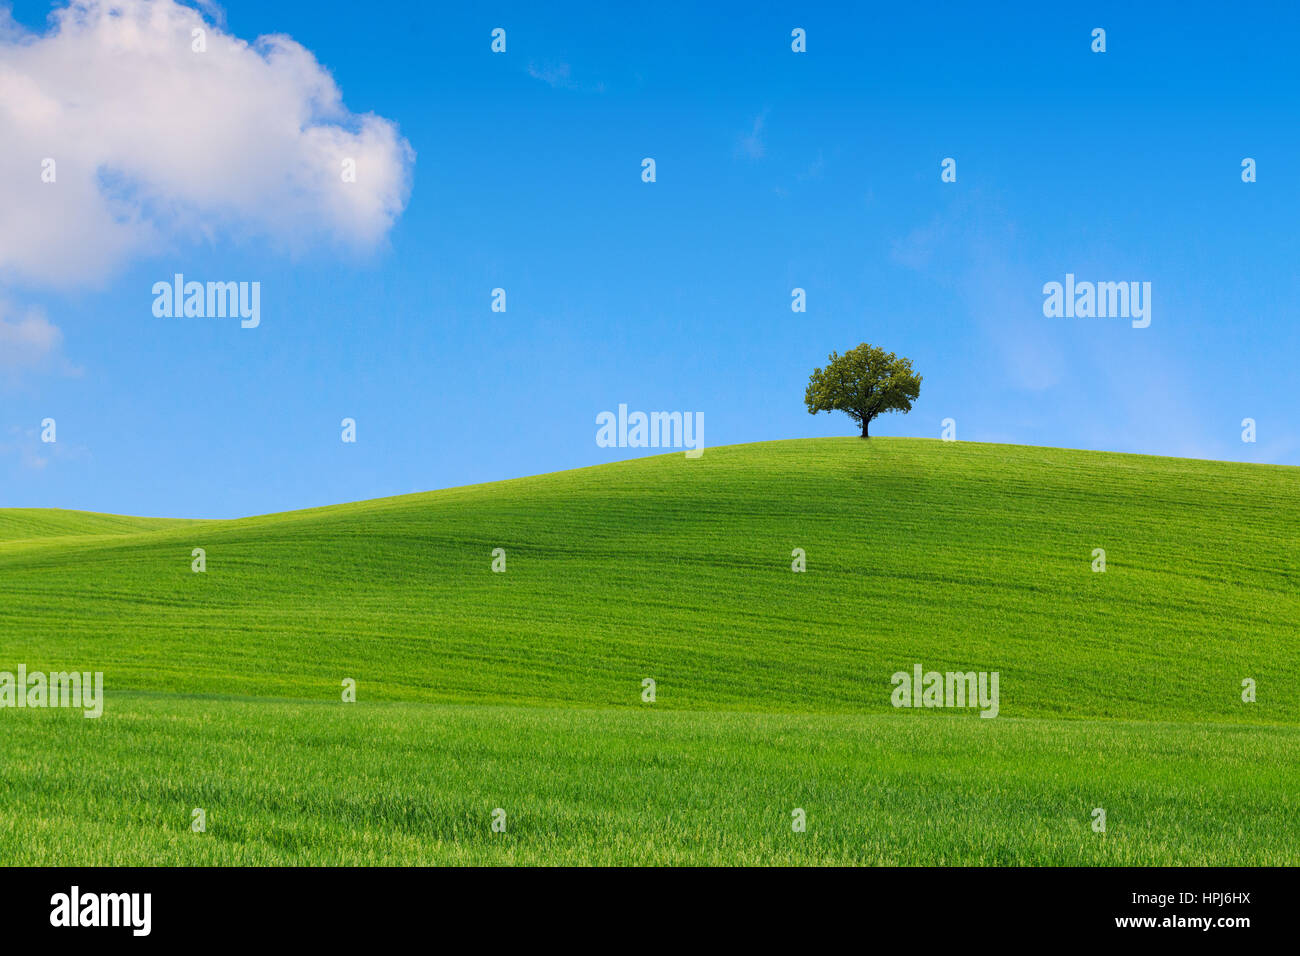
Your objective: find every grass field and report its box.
[2,438,1297,864]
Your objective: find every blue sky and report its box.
[3,1,1297,517]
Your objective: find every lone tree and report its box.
[804,344,921,438]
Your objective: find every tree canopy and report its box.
[804,344,921,438]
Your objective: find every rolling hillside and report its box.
[2,438,1297,864]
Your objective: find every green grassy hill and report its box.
[2,438,1297,864]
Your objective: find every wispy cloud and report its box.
[890,214,952,271]
[527,60,573,88]
[0,303,76,382]
[0,422,88,471]
[735,110,768,160]
[796,151,825,181]
[526,60,604,93]
[891,196,1065,392]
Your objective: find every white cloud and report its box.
[0,0,414,287]
[0,302,69,377]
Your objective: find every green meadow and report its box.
[1,438,1297,864]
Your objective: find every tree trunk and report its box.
[861,419,870,438]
